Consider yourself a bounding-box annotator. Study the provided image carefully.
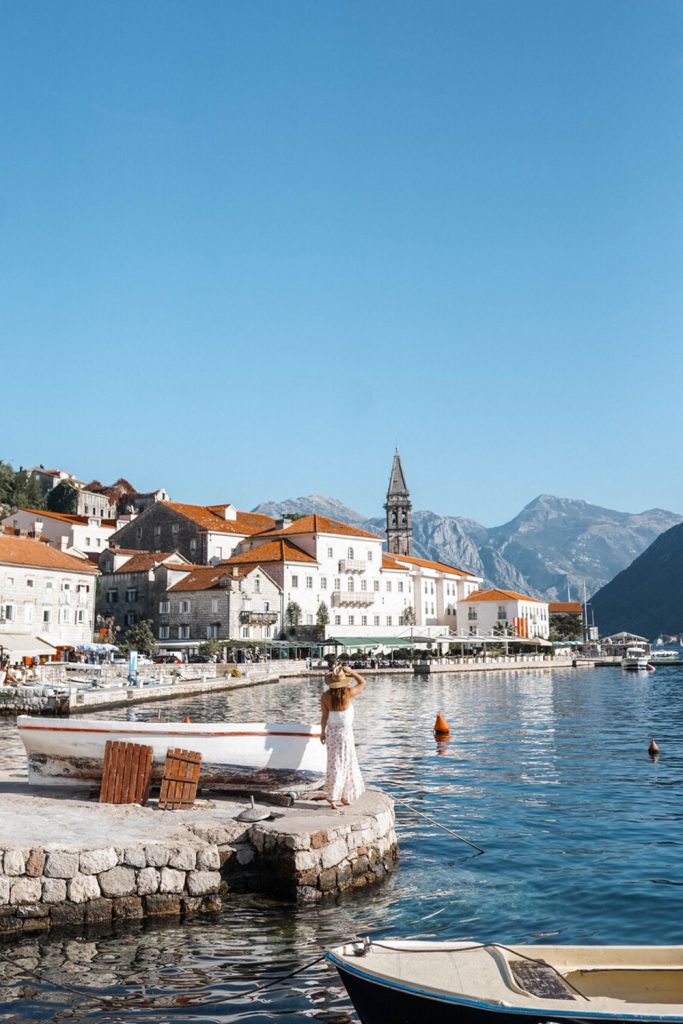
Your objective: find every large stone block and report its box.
[136,867,160,896]
[293,849,319,872]
[80,848,118,874]
[169,847,196,871]
[68,874,101,904]
[145,845,170,867]
[159,867,185,893]
[318,867,338,892]
[4,850,26,876]
[10,877,42,905]
[278,832,311,851]
[186,871,220,896]
[25,849,46,877]
[320,839,348,870]
[235,847,255,866]
[85,899,113,924]
[98,866,136,898]
[297,885,322,902]
[112,896,143,920]
[144,893,181,916]
[196,846,220,871]
[50,903,85,926]
[123,846,147,868]
[0,876,9,904]
[42,878,67,903]
[44,852,79,879]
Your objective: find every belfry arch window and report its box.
[391,512,398,526]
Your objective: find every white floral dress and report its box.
[325,704,365,803]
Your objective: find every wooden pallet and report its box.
[158,748,202,810]
[99,740,153,805]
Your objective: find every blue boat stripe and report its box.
[325,952,683,1023]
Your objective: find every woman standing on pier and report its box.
[320,664,366,808]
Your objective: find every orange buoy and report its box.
[434,713,450,737]
[648,737,660,756]
[183,713,191,723]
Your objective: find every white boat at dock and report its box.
[327,938,683,1024]
[621,646,651,671]
[17,716,325,790]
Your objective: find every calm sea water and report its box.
[2,665,683,1022]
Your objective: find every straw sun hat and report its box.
[326,664,349,689]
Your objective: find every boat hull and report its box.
[17,716,325,789]
[327,942,683,1024]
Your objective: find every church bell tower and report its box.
[385,450,412,555]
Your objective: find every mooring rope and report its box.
[390,791,486,854]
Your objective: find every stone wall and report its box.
[0,791,398,938]
[0,841,222,939]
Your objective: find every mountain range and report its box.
[253,494,683,603]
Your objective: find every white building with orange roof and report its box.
[224,513,483,640]
[2,507,121,560]
[0,534,98,659]
[460,588,550,640]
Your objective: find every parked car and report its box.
[188,654,212,664]
[153,653,183,665]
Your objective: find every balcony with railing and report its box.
[331,590,374,607]
[239,611,279,626]
[338,559,366,573]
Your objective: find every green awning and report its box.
[323,636,421,649]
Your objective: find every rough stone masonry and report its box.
[0,787,397,938]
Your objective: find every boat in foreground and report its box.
[17,715,325,790]
[327,938,683,1024]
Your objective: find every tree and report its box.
[47,480,79,514]
[199,639,223,657]
[118,620,157,656]
[0,461,45,513]
[285,601,302,628]
[316,601,330,637]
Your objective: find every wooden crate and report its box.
[158,748,202,810]
[99,740,153,805]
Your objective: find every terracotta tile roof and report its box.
[222,539,317,565]
[549,601,583,614]
[19,507,117,527]
[113,551,180,574]
[382,551,475,578]
[168,566,232,592]
[463,588,545,604]
[255,514,381,541]
[0,535,98,574]
[165,502,275,536]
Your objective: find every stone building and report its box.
[384,450,412,556]
[96,550,281,652]
[108,501,276,565]
[29,468,116,519]
[0,534,98,659]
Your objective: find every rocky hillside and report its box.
[589,522,683,638]
[253,494,682,601]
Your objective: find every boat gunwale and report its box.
[326,948,683,1023]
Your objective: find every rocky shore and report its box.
[0,784,397,939]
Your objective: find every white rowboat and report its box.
[17,716,325,790]
[327,939,683,1024]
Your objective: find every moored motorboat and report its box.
[17,716,325,790]
[327,938,683,1024]
[621,646,650,671]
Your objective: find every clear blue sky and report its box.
[2,1,682,525]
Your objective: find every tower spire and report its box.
[384,451,412,555]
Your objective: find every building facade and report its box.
[0,534,98,657]
[460,588,550,639]
[2,508,121,560]
[108,501,276,565]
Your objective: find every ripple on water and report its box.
[3,665,683,1021]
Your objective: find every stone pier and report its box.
[0,782,397,939]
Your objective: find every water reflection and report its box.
[3,666,683,1021]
